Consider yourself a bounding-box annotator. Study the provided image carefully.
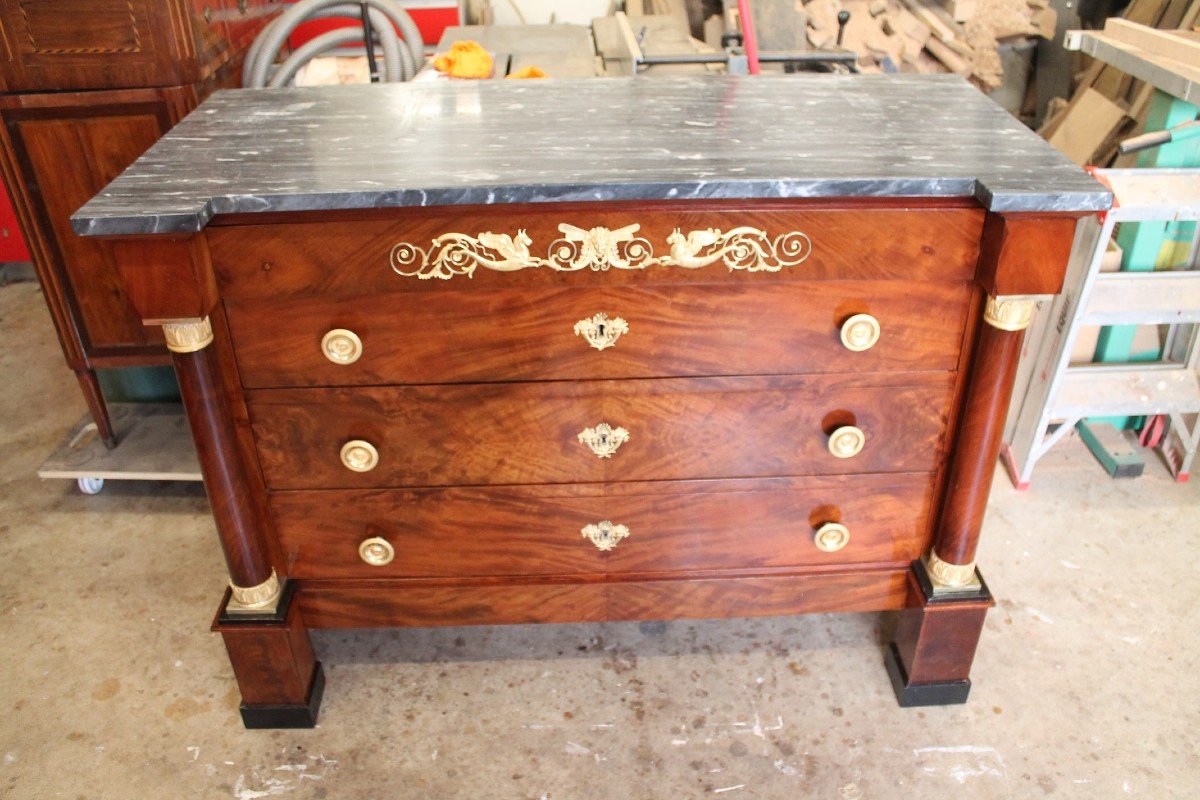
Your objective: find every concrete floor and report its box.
[1,280,1197,799]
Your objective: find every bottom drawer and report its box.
[298,570,911,628]
[270,474,937,580]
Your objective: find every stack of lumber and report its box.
[1039,0,1200,166]
[799,0,1055,88]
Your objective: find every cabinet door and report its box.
[0,89,194,361]
[0,0,190,91]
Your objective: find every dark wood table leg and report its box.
[213,583,324,729]
[166,317,322,728]
[887,295,1034,705]
[74,367,118,449]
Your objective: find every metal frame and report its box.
[1002,168,1200,487]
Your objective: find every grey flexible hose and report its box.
[352,0,422,80]
[246,0,421,88]
[267,23,397,87]
[248,2,392,87]
[249,4,406,84]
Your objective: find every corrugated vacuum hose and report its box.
[244,0,423,87]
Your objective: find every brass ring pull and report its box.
[340,439,379,472]
[322,328,363,365]
[828,425,865,459]
[813,522,850,552]
[578,423,630,458]
[359,536,395,566]
[840,314,880,352]
[574,313,628,351]
[581,520,630,551]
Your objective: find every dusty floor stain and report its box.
[165,697,212,721]
[90,678,120,701]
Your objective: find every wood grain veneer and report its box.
[208,205,985,297]
[247,373,956,490]
[297,569,910,629]
[269,473,938,580]
[227,280,972,388]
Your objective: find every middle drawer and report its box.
[247,372,955,490]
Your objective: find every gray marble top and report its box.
[72,74,1110,236]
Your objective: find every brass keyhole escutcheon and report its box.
[578,423,630,458]
[359,537,395,566]
[840,313,880,352]
[582,520,630,551]
[574,312,629,351]
[322,328,363,365]
[340,440,379,472]
[813,522,850,552]
[828,425,865,459]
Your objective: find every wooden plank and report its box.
[1039,61,1104,140]
[1182,0,1200,28]
[1047,87,1130,166]
[933,0,977,23]
[1156,0,1194,28]
[1093,63,1129,98]
[1123,0,1170,25]
[926,36,970,75]
[1103,19,1200,66]
[898,0,962,45]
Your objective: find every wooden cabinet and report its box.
[0,0,273,445]
[0,0,276,92]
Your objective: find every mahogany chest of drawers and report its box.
[73,76,1110,727]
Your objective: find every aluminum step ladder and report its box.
[1002,168,1200,488]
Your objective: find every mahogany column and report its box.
[165,318,278,605]
[885,295,1033,705]
[165,317,322,728]
[928,296,1035,585]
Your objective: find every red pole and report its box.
[737,0,762,75]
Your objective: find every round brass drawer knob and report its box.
[359,536,395,566]
[814,522,850,553]
[340,439,379,472]
[828,425,865,459]
[322,328,363,365]
[840,314,880,352]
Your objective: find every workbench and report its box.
[73,74,1109,728]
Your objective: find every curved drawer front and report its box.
[270,475,936,579]
[226,280,971,388]
[247,373,954,490]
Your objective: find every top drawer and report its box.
[212,204,982,388]
[208,204,984,299]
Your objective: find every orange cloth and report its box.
[506,65,548,79]
[432,40,494,79]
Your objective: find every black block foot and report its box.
[885,643,971,707]
[240,663,325,729]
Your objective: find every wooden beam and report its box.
[1102,18,1200,66]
